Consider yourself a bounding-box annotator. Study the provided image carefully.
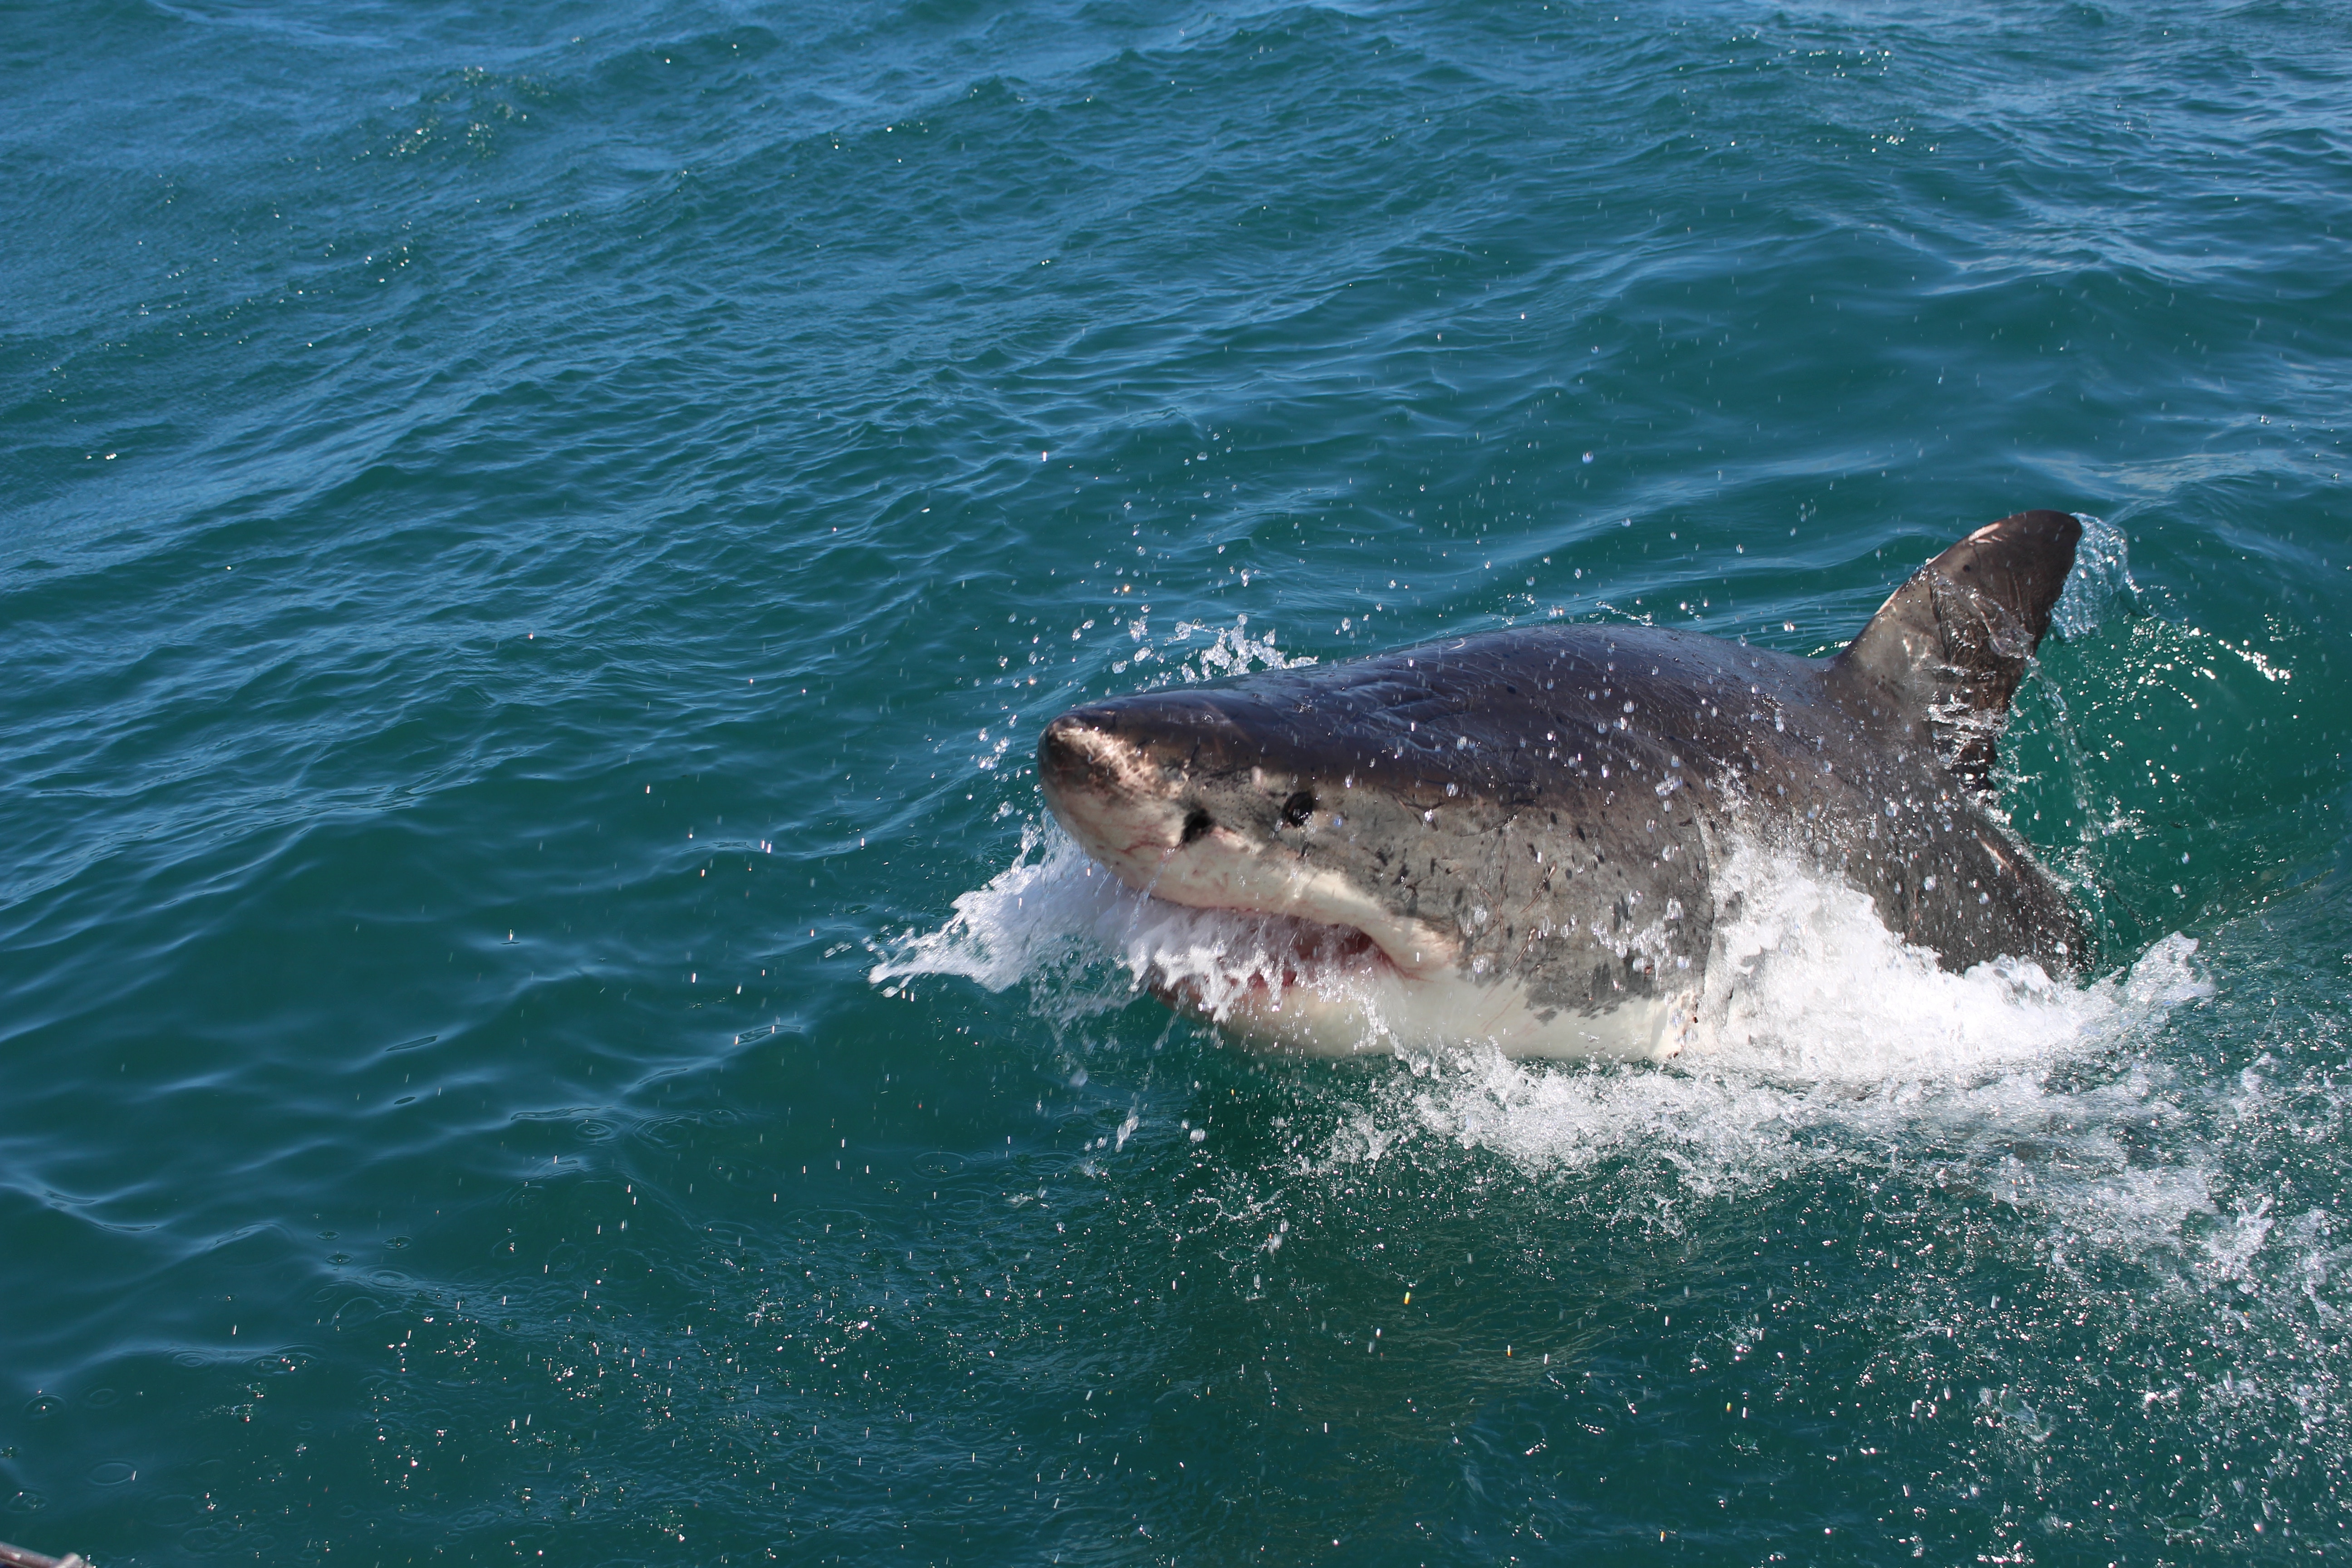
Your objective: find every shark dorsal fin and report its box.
[1833,509,2082,790]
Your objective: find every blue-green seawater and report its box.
[5,0,2352,1562]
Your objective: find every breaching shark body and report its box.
[1036,511,2088,1060]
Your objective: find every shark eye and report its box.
[1279,790,1317,828]
[1181,808,1215,845]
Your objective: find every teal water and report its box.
[5,0,2351,1562]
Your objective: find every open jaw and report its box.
[1101,877,1685,1061]
[1114,893,1401,1050]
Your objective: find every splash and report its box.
[1690,841,2175,1082]
[875,824,2314,1543]
[2050,510,2136,640]
[869,823,1384,1031]
[876,825,2205,1089]
[1299,843,2210,1212]
[1152,615,1315,685]
[876,813,2223,1256]
[869,823,1128,1004]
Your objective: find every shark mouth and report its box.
[1112,894,1396,1025]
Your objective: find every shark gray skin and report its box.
[1036,510,2089,1060]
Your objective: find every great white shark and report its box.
[1036,510,2088,1059]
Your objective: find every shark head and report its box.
[1032,652,1711,1060]
[1037,681,1467,1051]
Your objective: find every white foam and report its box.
[869,824,1130,1003]
[1692,842,2126,1082]
[1304,847,2212,1226]
[871,823,1389,1033]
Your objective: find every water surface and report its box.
[4,0,2351,1562]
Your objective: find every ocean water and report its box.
[4,0,2350,1562]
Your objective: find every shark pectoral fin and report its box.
[1832,509,2082,789]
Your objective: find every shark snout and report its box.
[1038,708,1185,862]
[1038,710,1126,804]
